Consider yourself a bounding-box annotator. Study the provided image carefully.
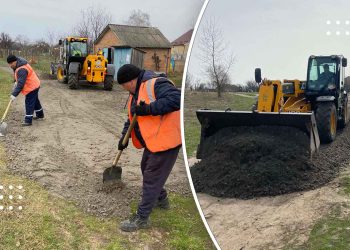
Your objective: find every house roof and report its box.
[171,29,193,46]
[95,24,171,49]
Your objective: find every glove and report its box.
[10,95,16,101]
[133,103,151,116]
[118,134,129,150]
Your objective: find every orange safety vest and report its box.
[128,78,181,153]
[14,64,40,96]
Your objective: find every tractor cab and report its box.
[305,55,347,96]
[52,36,115,90]
[59,37,88,67]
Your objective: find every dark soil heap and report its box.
[191,125,349,199]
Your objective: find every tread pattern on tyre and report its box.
[104,75,114,91]
[316,102,337,143]
[68,73,78,89]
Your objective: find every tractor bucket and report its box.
[196,109,320,159]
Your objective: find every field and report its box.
[183,91,256,157]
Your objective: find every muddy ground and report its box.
[190,115,350,249]
[1,76,190,218]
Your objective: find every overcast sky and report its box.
[189,0,350,85]
[0,0,204,43]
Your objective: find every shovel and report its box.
[0,99,13,137]
[103,114,138,183]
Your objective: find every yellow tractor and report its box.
[196,55,349,157]
[50,37,115,90]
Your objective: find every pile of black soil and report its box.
[191,125,350,199]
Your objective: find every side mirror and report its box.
[342,58,347,67]
[255,68,262,83]
[59,39,62,45]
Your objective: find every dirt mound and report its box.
[190,125,348,199]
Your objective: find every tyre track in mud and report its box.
[3,79,189,218]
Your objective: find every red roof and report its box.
[171,29,193,46]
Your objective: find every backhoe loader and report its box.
[50,37,115,90]
[196,55,349,158]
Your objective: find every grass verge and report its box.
[184,91,256,157]
[284,174,350,249]
[0,68,214,249]
[168,72,184,88]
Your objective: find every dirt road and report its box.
[3,77,189,218]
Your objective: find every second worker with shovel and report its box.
[7,55,44,126]
[117,64,181,232]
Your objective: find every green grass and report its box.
[0,67,13,113]
[131,194,213,250]
[0,57,7,67]
[184,91,256,157]
[0,68,214,249]
[168,72,184,88]
[30,55,55,74]
[283,174,350,250]
[301,204,350,250]
[0,55,54,75]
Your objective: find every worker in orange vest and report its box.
[117,64,181,232]
[7,55,44,126]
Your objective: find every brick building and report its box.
[170,29,193,73]
[94,24,171,77]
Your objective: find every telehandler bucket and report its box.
[196,110,320,159]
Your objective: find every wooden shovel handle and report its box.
[1,99,13,123]
[112,114,138,166]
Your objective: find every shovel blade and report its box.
[103,166,122,183]
[0,122,8,137]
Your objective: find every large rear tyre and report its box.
[338,96,349,128]
[68,73,79,89]
[316,102,337,143]
[104,75,114,91]
[57,66,67,83]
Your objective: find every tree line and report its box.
[0,8,151,58]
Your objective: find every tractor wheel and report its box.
[338,95,349,128]
[57,66,67,83]
[68,73,79,89]
[316,102,337,143]
[104,75,114,91]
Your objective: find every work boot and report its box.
[156,197,170,209]
[21,122,32,126]
[120,213,150,232]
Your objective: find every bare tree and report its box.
[0,32,14,49]
[185,72,194,89]
[198,18,234,97]
[73,6,112,51]
[14,35,30,51]
[125,9,151,26]
[244,80,259,92]
[45,30,61,47]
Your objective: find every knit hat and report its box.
[7,55,17,64]
[117,64,142,84]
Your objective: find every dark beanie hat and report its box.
[7,55,17,64]
[117,64,142,84]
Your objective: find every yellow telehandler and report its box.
[50,37,115,90]
[196,55,349,158]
